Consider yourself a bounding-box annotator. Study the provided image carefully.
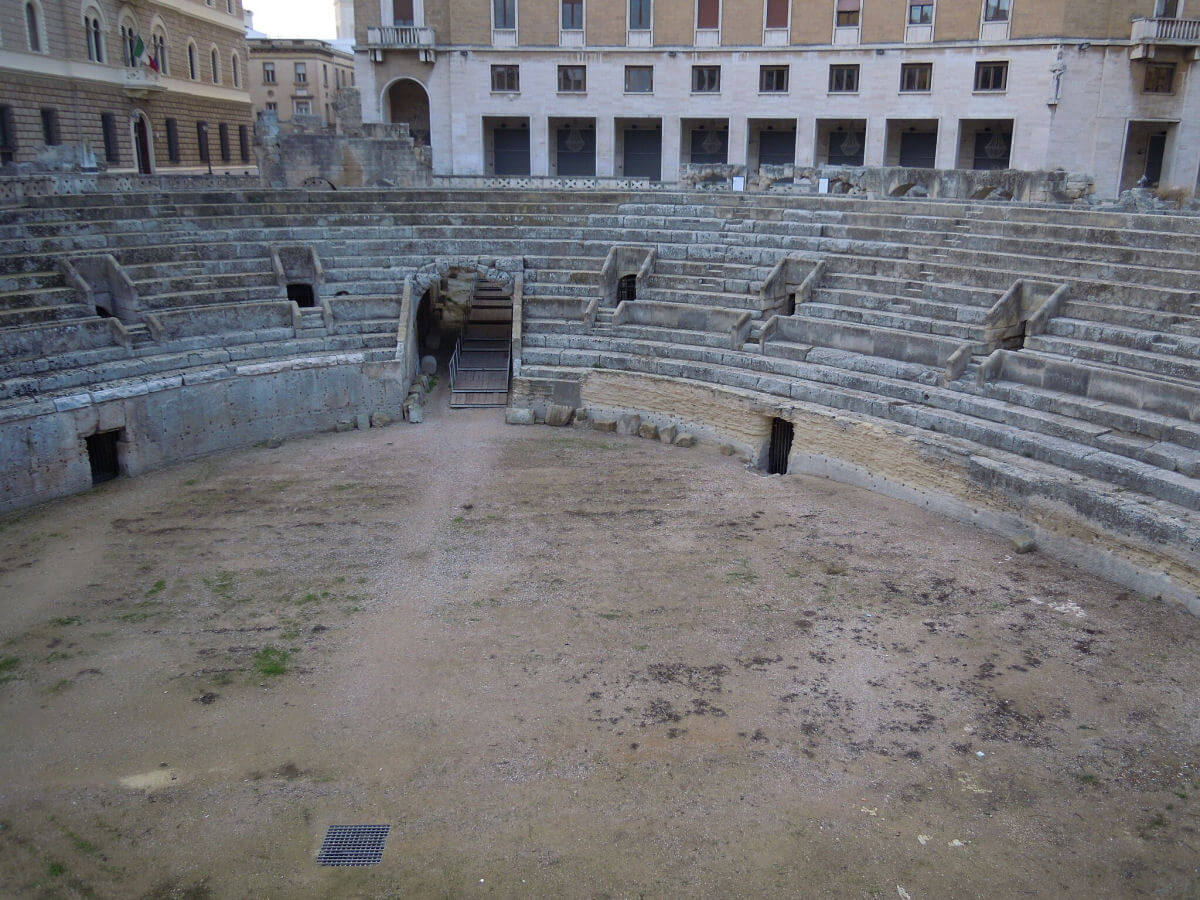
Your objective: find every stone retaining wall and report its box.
[0,355,410,513]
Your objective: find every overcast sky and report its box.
[246,0,338,39]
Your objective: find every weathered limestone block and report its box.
[639,422,659,440]
[545,403,574,427]
[674,433,697,448]
[420,355,437,376]
[371,412,392,428]
[592,414,618,433]
[505,408,535,426]
[616,413,642,436]
[659,424,678,444]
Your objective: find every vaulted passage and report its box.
[768,417,793,475]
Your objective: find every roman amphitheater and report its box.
[0,183,1198,896]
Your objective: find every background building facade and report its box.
[352,0,1200,196]
[247,38,355,125]
[0,0,254,172]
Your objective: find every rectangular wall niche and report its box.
[86,430,122,484]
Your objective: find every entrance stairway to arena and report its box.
[449,276,512,408]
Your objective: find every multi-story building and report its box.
[246,37,356,125]
[352,0,1200,197]
[0,0,254,172]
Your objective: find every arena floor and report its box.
[0,390,1197,898]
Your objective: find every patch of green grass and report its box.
[46,678,74,695]
[596,611,624,621]
[822,563,848,576]
[785,569,805,579]
[252,645,292,677]
[202,570,237,599]
[294,593,321,606]
[725,559,759,586]
[451,515,466,525]
[145,579,166,597]
[1074,772,1099,786]
[1174,789,1188,800]
[0,655,20,683]
[634,644,649,652]
[44,860,66,878]
[62,828,100,856]
[48,616,81,627]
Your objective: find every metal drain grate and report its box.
[316,825,391,867]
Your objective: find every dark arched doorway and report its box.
[133,114,153,174]
[385,78,430,147]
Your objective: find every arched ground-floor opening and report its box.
[385,78,430,147]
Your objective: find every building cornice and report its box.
[143,0,246,35]
[0,50,252,105]
[402,37,1134,55]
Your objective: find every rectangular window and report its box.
[759,65,788,93]
[1144,62,1176,93]
[323,65,328,87]
[393,0,414,24]
[196,121,210,162]
[562,0,582,29]
[266,101,278,112]
[294,99,312,115]
[908,2,933,24]
[218,122,231,161]
[697,0,719,29]
[765,0,788,28]
[40,108,60,145]
[262,61,276,83]
[494,0,516,28]
[491,64,519,92]
[0,106,17,164]
[900,62,932,92]
[294,62,307,83]
[239,124,250,162]
[692,65,721,92]
[983,0,1009,21]
[101,113,119,164]
[624,65,653,92]
[974,61,1008,91]
[557,65,586,92]
[836,0,860,26]
[629,0,651,29]
[1156,0,1179,16]
[165,117,180,162]
[829,64,859,92]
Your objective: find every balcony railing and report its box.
[122,67,166,97]
[1131,16,1200,43]
[365,25,435,48]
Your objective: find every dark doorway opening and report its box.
[556,125,596,176]
[493,128,531,176]
[1145,132,1167,185]
[1002,320,1027,351]
[617,274,637,302]
[768,417,793,475]
[94,303,114,318]
[623,126,662,180]
[785,293,796,316]
[287,283,316,308]
[758,130,796,167]
[416,288,434,347]
[134,116,152,174]
[899,131,937,168]
[87,430,121,484]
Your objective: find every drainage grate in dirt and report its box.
[316,825,391,867]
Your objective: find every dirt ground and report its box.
[0,393,1198,899]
